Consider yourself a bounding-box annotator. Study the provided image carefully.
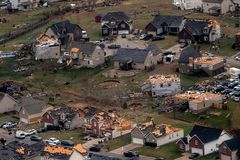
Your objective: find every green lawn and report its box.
[150,36,178,49]
[134,142,182,159]
[0,114,18,122]
[180,74,210,89]
[101,134,131,151]
[228,100,240,129]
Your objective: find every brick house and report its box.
[219,138,240,160]
[177,125,232,156]
[42,105,85,130]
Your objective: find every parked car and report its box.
[45,138,61,145]
[139,34,147,40]
[0,121,7,128]
[143,34,153,41]
[121,34,126,38]
[30,135,42,142]
[152,35,165,41]
[123,151,139,158]
[15,130,26,139]
[179,39,189,48]
[37,127,47,133]
[61,140,74,146]
[25,129,37,136]
[189,153,200,159]
[89,145,101,152]
[2,122,17,129]
[235,56,240,61]
[108,44,121,49]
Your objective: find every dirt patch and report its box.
[95,79,121,89]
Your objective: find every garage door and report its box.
[20,118,28,124]
[132,138,144,145]
[220,154,231,160]
[191,148,203,155]
[118,30,129,35]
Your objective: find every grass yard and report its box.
[229,100,240,129]
[150,36,178,49]
[38,128,86,144]
[134,142,182,159]
[100,134,131,151]
[0,113,18,122]
[180,74,210,89]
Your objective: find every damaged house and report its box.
[202,0,235,15]
[173,91,225,113]
[0,92,18,113]
[131,120,184,147]
[178,48,225,76]
[66,41,105,68]
[113,45,163,70]
[179,19,221,43]
[7,0,39,11]
[101,12,133,36]
[33,34,61,60]
[145,15,186,35]
[42,105,85,129]
[141,74,181,98]
[45,21,86,45]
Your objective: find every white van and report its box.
[15,130,26,139]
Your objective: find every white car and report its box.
[45,138,61,145]
[139,34,147,40]
[235,56,240,61]
[15,130,26,139]
[233,96,240,102]
[25,129,37,136]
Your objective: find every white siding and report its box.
[20,118,28,124]
[156,130,184,146]
[132,138,144,145]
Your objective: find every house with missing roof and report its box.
[219,138,240,160]
[179,19,221,43]
[101,12,133,36]
[177,125,232,156]
[67,41,105,68]
[178,48,225,76]
[18,97,52,124]
[33,34,61,60]
[0,92,18,113]
[131,120,184,147]
[83,107,133,138]
[174,91,225,113]
[7,0,39,11]
[42,105,85,129]
[141,74,181,98]
[202,0,235,15]
[45,21,84,45]
[172,0,203,10]
[113,45,163,71]
[145,15,186,35]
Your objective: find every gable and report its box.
[145,22,158,31]
[131,127,145,138]
[190,135,204,147]
[145,133,157,142]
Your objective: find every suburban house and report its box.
[131,120,184,147]
[101,12,133,36]
[145,15,186,35]
[172,0,203,10]
[141,74,181,97]
[0,92,18,113]
[7,0,39,11]
[45,21,84,45]
[202,0,235,15]
[18,97,51,124]
[219,138,240,160]
[177,125,232,156]
[178,48,225,76]
[174,91,225,113]
[113,45,163,70]
[69,144,87,160]
[42,105,85,129]
[33,34,61,60]
[179,19,221,43]
[67,41,105,68]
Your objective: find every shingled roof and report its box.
[49,20,81,36]
[102,12,130,22]
[189,125,224,144]
[184,20,209,36]
[179,47,201,63]
[222,138,240,151]
[69,41,99,56]
[19,97,46,115]
[150,15,185,28]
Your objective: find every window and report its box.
[94,121,97,127]
[195,140,198,145]
[168,83,171,87]
[121,23,126,28]
[47,115,49,119]
[160,84,163,87]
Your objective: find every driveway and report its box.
[110,143,155,160]
[165,44,182,59]
[175,153,190,160]
[82,138,100,149]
